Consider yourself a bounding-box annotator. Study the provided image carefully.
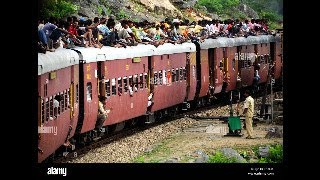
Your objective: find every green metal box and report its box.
[228,116,241,131]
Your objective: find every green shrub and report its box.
[197,0,240,14]
[208,151,238,163]
[41,0,78,19]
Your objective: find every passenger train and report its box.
[38,34,282,162]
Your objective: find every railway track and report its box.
[52,88,282,163]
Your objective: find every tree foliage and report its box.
[40,0,78,19]
[197,0,240,14]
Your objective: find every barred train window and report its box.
[179,68,183,81]
[45,98,49,122]
[140,74,144,89]
[172,69,176,82]
[86,82,92,101]
[129,76,133,87]
[49,96,53,120]
[123,77,128,92]
[118,78,123,94]
[76,84,79,103]
[134,74,139,90]
[111,78,116,95]
[41,98,45,124]
[64,90,67,110]
[66,88,69,109]
[176,68,179,82]
[154,72,158,85]
[183,67,187,80]
[57,93,61,115]
[61,91,65,113]
[144,73,147,88]
[159,71,163,85]
[106,79,110,96]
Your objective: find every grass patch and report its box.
[208,151,238,163]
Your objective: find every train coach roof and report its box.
[73,44,155,62]
[200,35,281,49]
[153,42,196,55]
[38,48,79,75]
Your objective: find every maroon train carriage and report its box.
[38,49,80,163]
[254,36,271,84]
[72,45,155,136]
[200,35,281,99]
[150,43,196,115]
[272,35,283,80]
[200,38,239,94]
[99,45,155,126]
[199,39,224,95]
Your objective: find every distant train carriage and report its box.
[272,38,283,80]
[150,43,196,112]
[254,38,271,84]
[38,49,80,163]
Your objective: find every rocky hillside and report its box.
[40,0,283,28]
[68,0,206,22]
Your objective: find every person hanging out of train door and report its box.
[146,93,154,115]
[95,96,111,132]
[253,70,260,94]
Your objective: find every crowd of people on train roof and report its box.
[37,15,273,53]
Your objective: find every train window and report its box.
[105,80,110,97]
[41,98,45,124]
[86,82,92,101]
[167,70,171,84]
[134,74,139,90]
[128,76,133,87]
[265,54,269,64]
[61,91,65,113]
[232,59,236,71]
[163,70,166,84]
[45,98,49,122]
[49,96,53,120]
[183,67,187,80]
[123,77,128,92]
[179,68,183,81]
[144,73,148,88]
[44,84,47,97]
[260,55,264,64]
[161,55,163,60]
[246,46,247,49]
[176,68,179,82]
[172,69,176,83]
[76,84,79,103]
[154,72,158,85]
[139,74,143,89]
[67,89,70,109]
[53,95,58,118]
[159,71,163,85]
[111,78,116,95]
[118,78,122,95]
[261,44,262,47]
[167,55,170,59]
[265,43,267,47]
[64,90,67,110]
[220,59,224,70]
[57,93,61,115]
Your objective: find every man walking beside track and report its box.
[243,90,255,139]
